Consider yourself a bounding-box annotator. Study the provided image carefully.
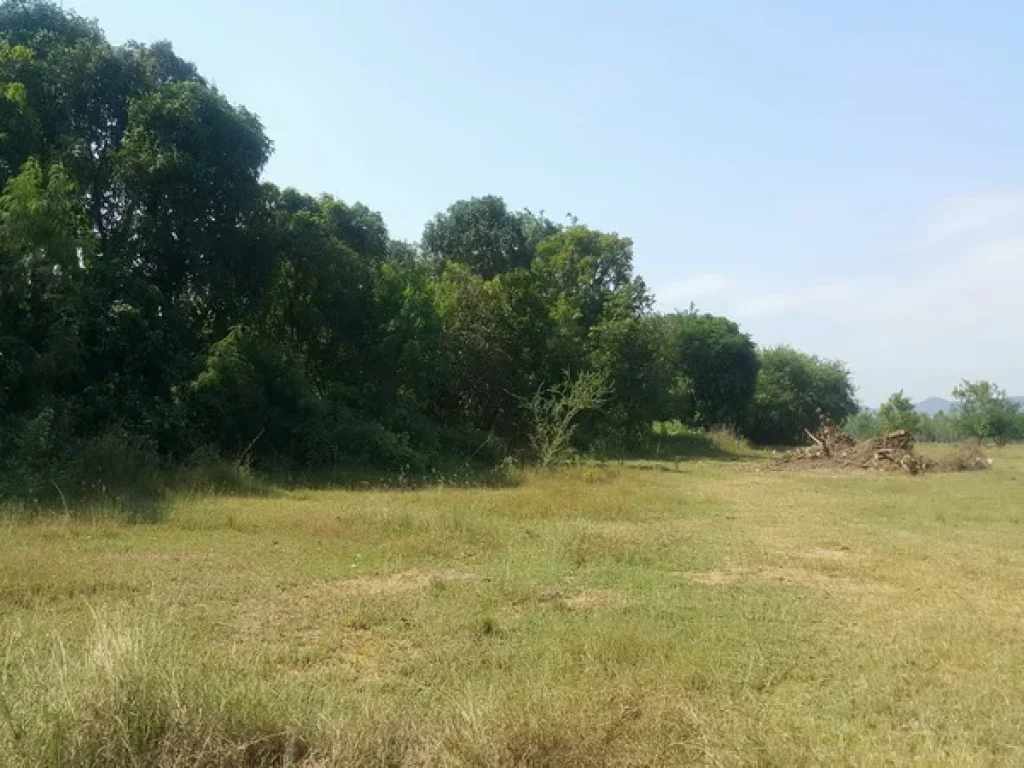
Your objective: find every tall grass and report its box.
[0,613,712,767]
[3,448,1024,765]
[1,614,312,767]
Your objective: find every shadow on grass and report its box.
[1,427,771,522]
[259,463,521,493]
[595,424,768,464]
[0,493,171,523]
[1,461,519,522]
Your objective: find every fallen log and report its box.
[804,428,830,457]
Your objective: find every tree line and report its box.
[847,383,1024,446]
[0,2,1015,507]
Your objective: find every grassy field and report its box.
[2,446,1024,766]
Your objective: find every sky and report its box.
[65,0,1024,405]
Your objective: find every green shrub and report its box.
[0,407,165,517]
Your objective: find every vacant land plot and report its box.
[2,448,1024,766]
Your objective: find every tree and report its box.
[422,196,530,279]
[584,311,670,442]
[844,411,879,440]
[658,311,759,429]
[532,225,646,330]
[877,391,922,435]
[432,263,556,442]
[2,0,903,504]
[531,224,657,440]
[744,346,858,445]
[517,209,562,253]
[952,380,1021,446]
[117,81,271,324]
[917,411,964,443]
[0,158,87,414]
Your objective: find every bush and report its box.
[523,371,610,467]
[745,346,858,445]
[0,406,165,517]
[182,327,311,465]
[184,328,439,474]
[706,426,757,456]
[936,443,991,472]
[299,395,430,473]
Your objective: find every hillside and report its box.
[915,397,955,416]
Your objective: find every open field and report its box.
[2,448,1024,766]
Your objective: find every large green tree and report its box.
[745,346,858,445]
[658,311,759,429]
[532,225,659,439]
[422,195,531,279]
[877,391,923,435]
[952,380,1021,446]
[0,0,883,505]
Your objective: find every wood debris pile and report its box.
[778,424,989,475]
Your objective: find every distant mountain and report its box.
[914,395,1024,416]
[915,397,954,416]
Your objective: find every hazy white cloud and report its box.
[655,274,730,312]
[655,193,1024,404]
[923,193,1024,242]
[731,281,862,318]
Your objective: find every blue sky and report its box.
[67,0,1024,405]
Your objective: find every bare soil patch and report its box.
[683,566,893,595]
[561,589,632,611]
[239,569,478,637]
[799,547,853,561]
[315,568,478,597]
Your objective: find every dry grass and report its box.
[3,446,1024,765]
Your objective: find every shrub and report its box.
[523,371,610,467]
[0,406,165,517]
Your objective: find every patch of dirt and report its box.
[682,566,893,595]
[235,568,480,681]
[561,589,632,610]
[685,570,743,587]
[312,568,478,598]
[756,567,891,594]
[238,568,478,638]
[775,425,990,475]
[799,547,853,561]
[282,638,412,682]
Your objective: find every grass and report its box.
[2,447,1024,765]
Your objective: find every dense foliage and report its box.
[0,2,889,505]
[877,391,923,435]
[744,347,859,445]
[951,381,1022,446]
[655,311,759,429]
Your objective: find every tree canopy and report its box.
[657,311,759,429]
[877,391,923,435]
[952,380,1022,447]
[0,1,939,505]
[744,347,859,445]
